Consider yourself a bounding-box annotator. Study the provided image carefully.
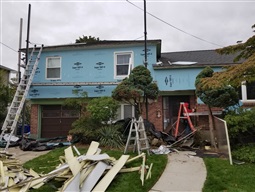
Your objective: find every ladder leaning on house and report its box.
[0,45,43,151]
[124,116,150,155]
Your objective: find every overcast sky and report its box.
[1,0,255,71]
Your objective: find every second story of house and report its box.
[154,50,244,92]
[0,65,16,86]
[21,40,161,99]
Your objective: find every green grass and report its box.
[203,158,255,192]
[24,146,167,192]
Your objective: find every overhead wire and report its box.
[0,42,18,52]
[126,0,224,48]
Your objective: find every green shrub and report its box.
[232,144,255,163]
[224,107,255,146]
[69,117,102,144]
[87,97,119,124]
[97,124,124,149]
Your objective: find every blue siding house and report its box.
[24,40,161,138]
[22,40,248,139]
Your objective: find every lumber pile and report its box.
[0,141,152,191]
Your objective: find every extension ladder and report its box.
[0,45,43,151]
[174,102,196,138]
[124,116,150,155]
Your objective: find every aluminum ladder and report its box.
[124,116,150,155]
[0,45,43,151]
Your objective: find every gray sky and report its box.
[1,0,255,71]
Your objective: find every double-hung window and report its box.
[46,57,61,79]
[114,52,133,79]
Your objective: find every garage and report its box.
[41,105,79,138]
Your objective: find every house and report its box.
[23,40,161,138]
[0,65,16,85]
[21,40,247,139]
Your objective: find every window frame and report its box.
[45,56,61,80]
[241,81,255,103]
[114,51,133,79]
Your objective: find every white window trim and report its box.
[114,51,134,79]
[45,56,62,80]
[119,104,135,119]
[240,81,255,103]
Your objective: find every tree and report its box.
[195,66,239,148]
[0,70,14,125]
[112,65,159,116]
[75,35,100,43]
[87,96,119,124]
[201,24,255,89]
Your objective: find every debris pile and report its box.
[0,141,152,191]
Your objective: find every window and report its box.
[114,52,133,79]
[46,57,61,79]
[115,104,135,120]
[241,81,255,102]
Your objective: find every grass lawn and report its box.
[203,157,255,192]
[24,146,168,192]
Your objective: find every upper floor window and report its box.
[241,81,255,102]
[46,57,61,79]
[114,52,133,79]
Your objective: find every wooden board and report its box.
[92,155,129,192]
[81,161,108,192]
[86,141,99,155]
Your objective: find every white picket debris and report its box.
[0,141,152,191]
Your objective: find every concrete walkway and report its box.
[150,151,207,192]
[6,146,50,163]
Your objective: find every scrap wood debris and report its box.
[0,141,152,191]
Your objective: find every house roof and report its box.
[154,49,245,69]
[20,40,162,59]
[0,65,16,72]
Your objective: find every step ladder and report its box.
[0,45,43,151]
[124,116,150,155]
[174,102,196,138]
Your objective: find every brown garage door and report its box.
[41,105,79,138]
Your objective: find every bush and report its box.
[232,144,255,163]
[97,124,124,149]
[69,117,102,144]
[224,107,255,146]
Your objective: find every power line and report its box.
[126,0,223,48]
[0,42,18,52]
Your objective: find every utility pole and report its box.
[18,18,23,83]
[22,4,31,137]
[144,0,149,120]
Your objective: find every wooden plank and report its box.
[92,155,129,192]
[64,146,74,161]
[62,172,80,192]
[146,163,153,180]
[86,141,99,155]
[64,147,81,176]
[77,153,110,162]
[67,157,81,176]
[29,169,44,189]
[140,154,146,186]
[81,161,108,192]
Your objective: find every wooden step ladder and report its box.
[174,102,196,138]
[124,116,150,155]
[0,45,43,151]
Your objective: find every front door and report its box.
[163,95,190,132]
